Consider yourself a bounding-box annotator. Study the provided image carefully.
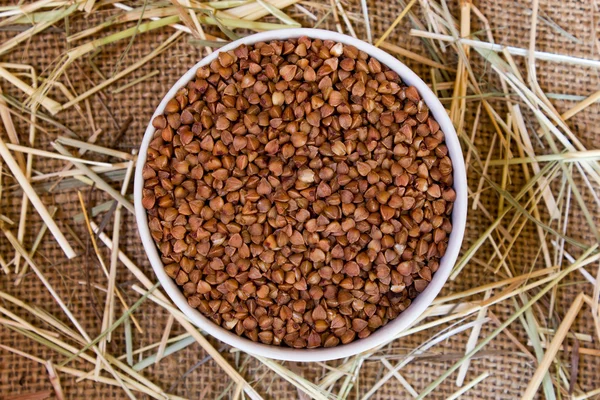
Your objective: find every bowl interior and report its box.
[134,28,468,362]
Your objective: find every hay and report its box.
[0,0,599,398]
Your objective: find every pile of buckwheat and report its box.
[142,37,455,348]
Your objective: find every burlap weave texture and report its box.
[1,0,599,398]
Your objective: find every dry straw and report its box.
[0,0,599,399]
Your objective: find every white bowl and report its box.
[134,28,467,362]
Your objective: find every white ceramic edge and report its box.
[134,28,468,362]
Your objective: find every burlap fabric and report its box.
[1,0,599,398]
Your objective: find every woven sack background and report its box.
[1,0,599,398]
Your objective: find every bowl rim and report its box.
[134,28,467,362]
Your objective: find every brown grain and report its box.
[143,37,455,349]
